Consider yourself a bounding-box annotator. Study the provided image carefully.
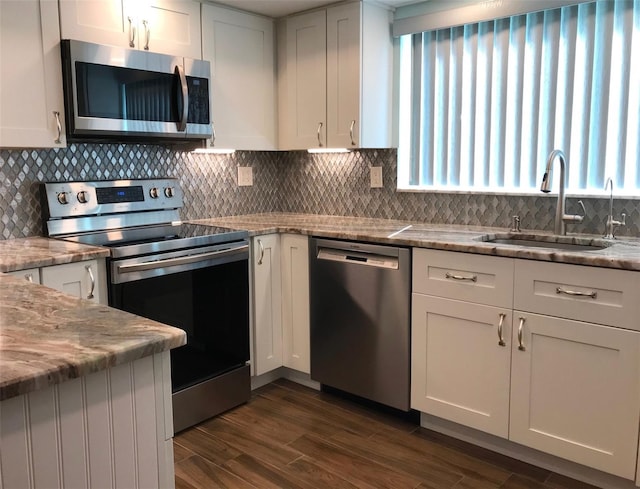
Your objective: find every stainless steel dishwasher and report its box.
[309,238,411,411]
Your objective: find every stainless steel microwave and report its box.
[61,39,211,142]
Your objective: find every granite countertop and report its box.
[191,213,640,271]
[0,273,186,401]
[0,237,110,273]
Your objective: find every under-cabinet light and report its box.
[192,148,236,155]
[307,148,351,154]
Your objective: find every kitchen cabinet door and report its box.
[252,235,282,376]
[509,312,640,480]
[278,10,327,150]
[281,234,310,374]
[0,0,66,148]
[278,1,393,150]
[142,0,201,59]
[59,0,201,59]
[412,294,512,439]
[326,3,360,148]
[59,0,130,50]
[202,5,276,150]
[40,260,106,305]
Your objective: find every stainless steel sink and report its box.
[481,234,611,252]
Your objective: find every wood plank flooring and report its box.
[173,379,598,489]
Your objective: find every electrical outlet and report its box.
[238,166,253,187]
[370,166,383,188]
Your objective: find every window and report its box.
[397,0,640,195]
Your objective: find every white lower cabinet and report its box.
[251,234,282,376]
[509,312,640,480]
[411,248,640,481]
[251,233,310,377]
[40,259,106,305]
[411,294,512,438]
[281,234,310,374]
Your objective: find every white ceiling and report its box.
[208,0,420,18]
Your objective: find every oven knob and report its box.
[57,192,69,205]
[149,187,159,199]
[77,191,89,204]
[164,187,175,198]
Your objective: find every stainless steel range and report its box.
[42,178,250,432]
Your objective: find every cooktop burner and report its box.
[69,222,248,258]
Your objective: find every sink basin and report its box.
[481,234,611,252]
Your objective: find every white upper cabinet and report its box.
[0,0,66,148]
[59,0,202,59]
[202,4,276,150]
[278,10,327,150]
[278,1,393,150]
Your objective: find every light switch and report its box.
[238,166,253,186]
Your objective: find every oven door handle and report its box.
[117,244,249,274]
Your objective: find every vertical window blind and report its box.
[397,0,640,195]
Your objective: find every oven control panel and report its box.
[43,178,183,219]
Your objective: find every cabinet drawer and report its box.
[412,249,514,308]
[5,267,41,284]
[514,260,640,330]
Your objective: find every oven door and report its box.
[109,241,249,393]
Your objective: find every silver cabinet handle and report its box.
[497,313,506,347]
[25,273,34,283]
[556,287,597,299]
[142,19,150,50]
[175,64,188,132]
[349,119,356,146]
[211,122,216,146]
[257,239,264,265]
[128,16,136,47]
[317,122,323,147]
[517,317,526,351]
[53,111,62,144]
[445,271,477,282]
[85,265,95,300]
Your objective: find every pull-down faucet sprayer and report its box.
[540,149,586,235]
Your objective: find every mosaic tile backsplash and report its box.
[0,144,638,239]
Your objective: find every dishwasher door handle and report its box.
[317,248,399,270]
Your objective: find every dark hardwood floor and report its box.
[173,379,598,489]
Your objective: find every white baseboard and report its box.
[421,413,639,489]
[251,367,321,391]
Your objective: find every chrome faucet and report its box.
[540,149,586,235]
[603,177,626,239]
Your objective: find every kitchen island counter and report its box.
[191,212,640,271]
[0,273,185,401]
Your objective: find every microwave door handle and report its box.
[175,64,188,132]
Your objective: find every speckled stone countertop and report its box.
[191,213,640,271]
[0,273,186,401]
[0,237,110,273]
